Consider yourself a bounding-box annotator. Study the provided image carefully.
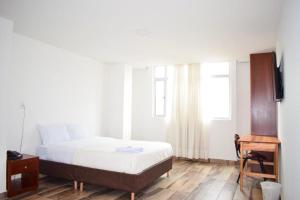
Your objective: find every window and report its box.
[153,66,167,117]
[202,62,231,120]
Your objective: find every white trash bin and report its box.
[260,181,281,200]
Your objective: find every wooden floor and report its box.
[6,160,263,200]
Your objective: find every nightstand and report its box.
[6,154,39,197]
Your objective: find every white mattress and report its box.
[36,136,173,174]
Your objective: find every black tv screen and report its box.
[273,53,284,101]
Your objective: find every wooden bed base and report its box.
[40,157,173,200]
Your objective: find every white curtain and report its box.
[167,64,207,159]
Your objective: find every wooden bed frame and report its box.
[40,157,173,200]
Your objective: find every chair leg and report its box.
[237,174,241,183]
[237,158,248,183]
[258,159,266,180]
[259,159,266,173]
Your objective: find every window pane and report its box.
[208,77,230,119]
[154,66,166,78]
[155,80,165,116]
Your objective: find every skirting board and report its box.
[174,156,238,165]
[0,191,6,199]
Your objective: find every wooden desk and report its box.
[238,135,280,191]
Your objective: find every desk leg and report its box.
[240,142,244,191]
[274,145,279,182]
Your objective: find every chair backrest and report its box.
[234,134,240,159]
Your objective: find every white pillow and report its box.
[66,124,86,140]
[38,124,71,145]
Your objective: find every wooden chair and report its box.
[234,134,266,183]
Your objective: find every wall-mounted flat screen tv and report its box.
[273,53,284,101]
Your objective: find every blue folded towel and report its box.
[116,146,144,153]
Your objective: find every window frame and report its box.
[153,66,167,118]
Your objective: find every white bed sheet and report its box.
[36,136,173,174]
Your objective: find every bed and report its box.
[37,136,173,200]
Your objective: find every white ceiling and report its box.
[0,0,282,64]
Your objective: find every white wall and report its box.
[122,65,133,140]
[101,64,126,139]
[0,17,13,194]
[131,67,166,142]
[236,62,251,135]
[276,1,300,199]
[7,33,103,155]
[131,62,251,160]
